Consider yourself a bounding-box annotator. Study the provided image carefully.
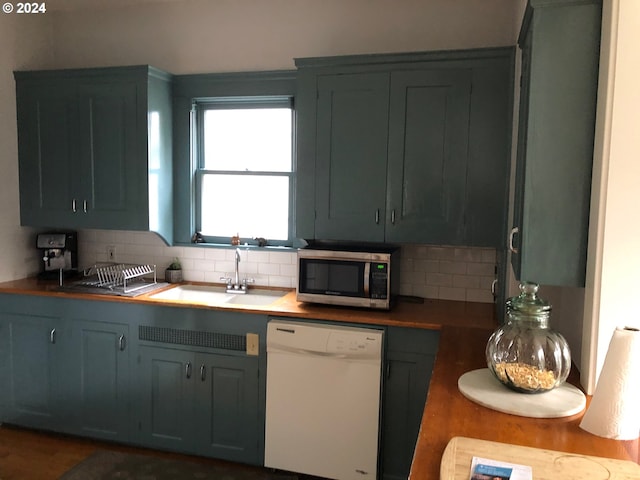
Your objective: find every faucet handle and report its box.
[220,276,233,285]
[242,277,255,286]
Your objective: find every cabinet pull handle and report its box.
[50,328,56,344]
[391,209,396,225]
[491,279,498,296]
[72,199,77,213]
[375,209,380,224]
[509,227,519,254]
[200,364,206,382]
[118,334,126,351]
[185,362,192,379]
[386,362,391,379]
[83,200,88,213]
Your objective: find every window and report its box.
[193,97,294,245]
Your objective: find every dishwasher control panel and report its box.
[326,331,381,358]
[267,319,383,360]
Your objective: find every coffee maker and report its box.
[37,232,78,278]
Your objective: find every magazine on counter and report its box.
[469,456,533,480]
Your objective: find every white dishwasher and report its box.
[265,319,383,480]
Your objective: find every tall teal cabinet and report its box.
[510,0,602,286]
[14,66,173,243]
[296,48,514,247]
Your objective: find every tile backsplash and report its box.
[78,230,496,303]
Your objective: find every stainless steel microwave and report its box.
[296,247,400,310]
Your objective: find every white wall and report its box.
[0,14,54,282]
[581,0,640,393]
[47,0,520,72]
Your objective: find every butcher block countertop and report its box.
[0,277,496,330]
[412,326,640,479]
[1,278,639,477]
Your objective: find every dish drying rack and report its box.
[80,263,158,294]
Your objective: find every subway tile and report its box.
[452,274,480,289]
[426,272,453,287]
[77,235,496,304]
[406,270,427,286]
[454,247,483,263]
[481,249,497,263]
[438,287,466,301]
[467,262,495,276]
[426,246,456,261]
[413,284,439,300]
[439,261,467,275]
[268,276,294,288]
[204,248,227,261]
[258,263,280,276]
[466,288,494,303]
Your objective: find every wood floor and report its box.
[0,424,278,480]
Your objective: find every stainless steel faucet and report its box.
[221,248,254,294]
[234,248,241,287]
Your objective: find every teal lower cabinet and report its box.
[68,319,131,442]
[135,310,265,465]
[381,327,440,480]
[0,294,444,475]
[0,297,137,441]
[0,311,68,433]
[137,347,260,464]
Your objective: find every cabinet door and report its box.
[382,328,439,480]
[15,81,80,227]
[386,69,471,244]
[510,25,533,282]
[76,81,141,229]
[138,345,196,452]
[0,314,66,432]
[511,2,601,286]
[196,353,260,464]
[314,73,390,242]
[69,320,130,441]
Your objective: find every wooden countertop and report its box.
[410,326,640,479]
[0,277,497,330]
[3,278,637,477]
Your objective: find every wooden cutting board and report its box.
[440,436,640,480]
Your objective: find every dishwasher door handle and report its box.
[269,347,348,359]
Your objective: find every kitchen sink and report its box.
[149,284,286,307]
[224,293,286,306]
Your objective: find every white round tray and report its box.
[458,368,586,418]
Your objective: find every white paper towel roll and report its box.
[580,326,640,440]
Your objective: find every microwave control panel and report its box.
[370,263,388,299]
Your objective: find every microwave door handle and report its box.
[363,262,370,297]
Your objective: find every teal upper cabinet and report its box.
[386,69,471,244]
[314,72,390,241]
[14,66,173,243]
[510,0,601,286]
[295,49,513,247]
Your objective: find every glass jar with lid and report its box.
[485,282,571,393]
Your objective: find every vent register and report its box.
[139,326,246,351]
[139,326,260,356]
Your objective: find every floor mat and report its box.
[58,450,299,480]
